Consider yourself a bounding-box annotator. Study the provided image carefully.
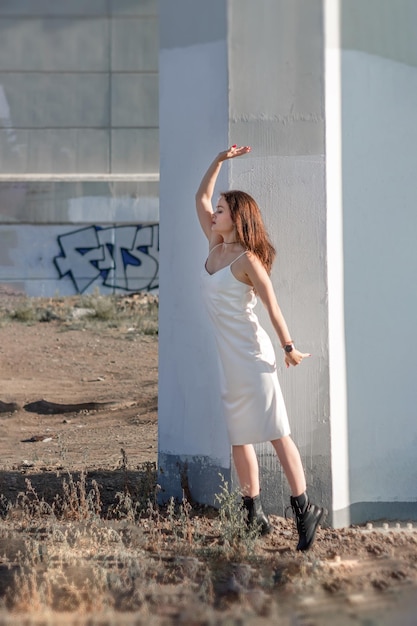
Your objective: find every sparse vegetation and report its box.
[0,291,159,335]
[0,457,284,625]
[214,476,260,559]
[79,290,119,321]
[7,297,39,323]
[1,454,417,625]
[1,295,417,625]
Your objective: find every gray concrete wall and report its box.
[228,0,329,515]
[158,0,330,516]
[0,0,160,294]
[340,0,417,523]
[158,0,232,504]
[143,0,416,525]
[0,0,158,176]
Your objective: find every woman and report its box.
[196,145,326,551]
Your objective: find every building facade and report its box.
[0,0,159,296]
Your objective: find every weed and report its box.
[111,491,141,522]
[56,433,69,465]
[79,290,118,321]
[8,298,38,323]
[57,472,102,521]
[0,292,159,337]
[0,466,335,623]
[137,461,159,506]
[214,475,259,559]
[110,450,158,517]
[0,493,11,519]
[14,479,55,524]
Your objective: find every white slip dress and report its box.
[201,246,291,446]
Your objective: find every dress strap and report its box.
[230,251,248,266]
[207,243,223,257]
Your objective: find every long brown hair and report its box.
[221,190,276,274]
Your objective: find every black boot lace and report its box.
[286,502,308,538]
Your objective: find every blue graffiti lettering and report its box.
[54,224,159,293]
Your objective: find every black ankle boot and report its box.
[242,494,271,535]
[290,492,326,551]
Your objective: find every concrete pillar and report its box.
[158,1,232,502]
[325,0,350,528]
[158,0,417,525]
[337,0,417,523]
[158,0,331,515]
[227,0,329,516]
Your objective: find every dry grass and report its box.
[0,458,289,626]
[0,290,159,335]
[2,459,416,626]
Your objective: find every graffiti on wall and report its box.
[54,224,159,293]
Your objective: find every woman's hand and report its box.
[218,145,251,162]
[196,145,250,240]
[285,348,311,369]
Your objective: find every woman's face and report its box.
[212,196,235,236]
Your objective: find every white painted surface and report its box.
[228,0,329,512]
[158,0,330,512]
[158,38,231,468]
[230,152,329,509]
[158,0,417,521]
[325,0,350,526]
[342,49,417,505]
[230,153,328,445]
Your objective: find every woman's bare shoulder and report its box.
[237,251,270,283]
[239,250,263,269]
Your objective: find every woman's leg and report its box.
[272,435,325,550]
[271,435,306,496]
[232,444,260,497]
[232,443,271,534]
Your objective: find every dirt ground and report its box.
[1,291,417,625]
[0,289,158,511]
[0,316,157,473]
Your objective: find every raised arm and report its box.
[195,145,251,240]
